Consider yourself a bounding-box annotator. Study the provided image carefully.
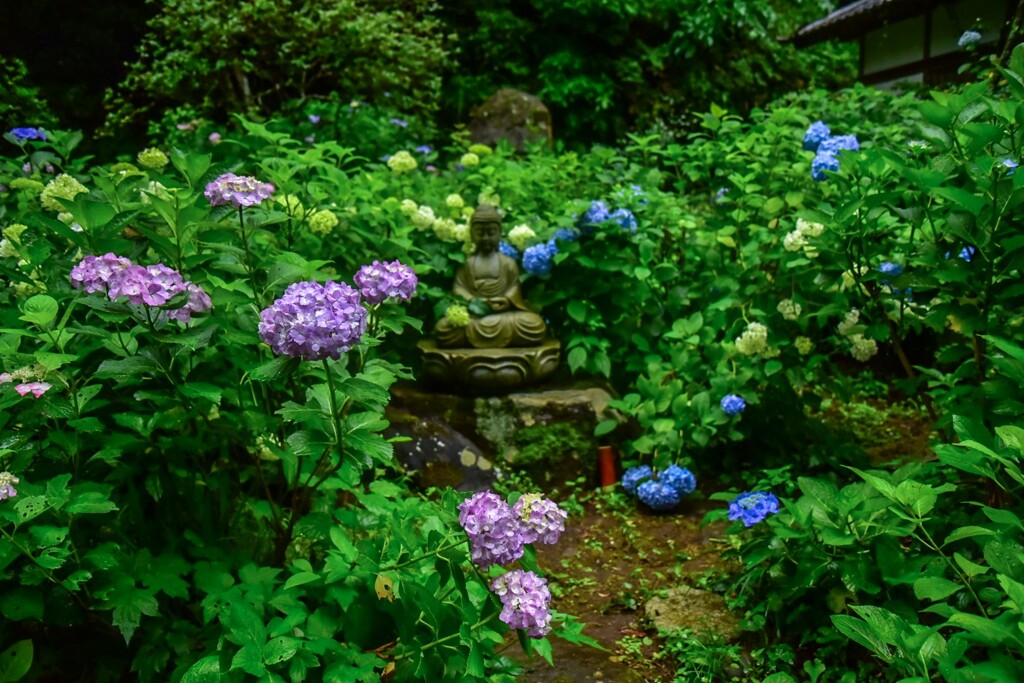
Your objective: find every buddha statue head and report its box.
[469,204,502,255]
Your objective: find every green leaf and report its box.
[66,492,117,515]
[944,526,996,545]
[913,576,962,601]
[94,356,159,380]
[180,656,221,683]
[567,301,587,323]
[180,382,222,405]
[847,467,896,500]
[19,295,58,327]
[945,613,1017,646]
[247,355,299,382]
[0,640,32,683]
[567,347,586,373]
[594,419,618,437]
[0,589,43,622]
[933,187,986,216]
[997,425,1024,453]
[953,553,989,578]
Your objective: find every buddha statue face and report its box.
[470,205,503,255]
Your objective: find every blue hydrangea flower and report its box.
[389,117,409,128]
[308,114,321,124]
[577,200,610,233]
[728,491,780,527]
[721,394,746,416]
[658,465,697,497]
[415,145,432,154]
[818,135,860,154]
[522,242,557,276]
[878,261,903,286]
[554,227,580,243]
[714,187,729,204]
[637,480,682,511]
[1002,159,1019,175]
[958,30,982,48]
[610,208,638,233]
[959,245,977,262]
[621,465,653,496]
[614,184,648,205]
[802,121,830,151]
[9,127,46,143]
[811,152,840,181]
[498,241,520,260]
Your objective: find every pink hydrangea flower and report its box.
[15,382,51,398]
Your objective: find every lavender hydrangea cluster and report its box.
[70,254,212,323]
[458,490,566,570]
[258,280,367,360]
[458,491,526,569]
[728,491,780,527]
[491,569,552,637]
[0,471,19,501]
[622,464,697,511]
[721,394,746,416]
[513,493,568,545]
[958,30,982,48]
[522,242,558,276]
[353,259,417,305]
[204,173,275,208]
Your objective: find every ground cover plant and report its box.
[1,6,1024,681]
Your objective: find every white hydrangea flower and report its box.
[0,239,17,259]
[837,308,860,337]
[795,336,814,355]
[399,199,418,215]
[508,224,536,251]
[411,205,436,230]
[849,334,878,362]
[777,299,801,321]
[783,230,806,252]
[445,194,464,209]
[735,322,769,356]
[432,217,458,241]
[796,218,825,237]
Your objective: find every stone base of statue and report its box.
[418,338,560,393]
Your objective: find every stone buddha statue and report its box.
[419,204,559,392]
[435,204,547,348]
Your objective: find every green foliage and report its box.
[0,56,55,133]
[440,0,856,145]
[102,0,451,138]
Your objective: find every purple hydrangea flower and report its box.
[811,152,840,181]
[258,280,367,360]
[658,465,697,497]
[70,253,134,294]
[522,242,557,276]
[637,480,681,511]
[512,494,567,545]
[166,283,214,323]
[415,145,432,154]
[721,394,746,416]
[308,114,321,124]
[610,208,638,233]
[204,173,275,208]
[490,569,552,637]
[0,471,19,501]
[353,259,417,305]
[9,127,46,143]
[389,118,409,128]
[498,241,520,259]
[458,491,525,569]
[802,121,830,151]
[819,135,860,155]
[622,465,653,496]
[728,491,780,527]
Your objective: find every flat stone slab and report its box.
[644,587,740,639]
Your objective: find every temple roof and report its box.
[787,0,943,46]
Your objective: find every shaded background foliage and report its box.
[0,0,857,150]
